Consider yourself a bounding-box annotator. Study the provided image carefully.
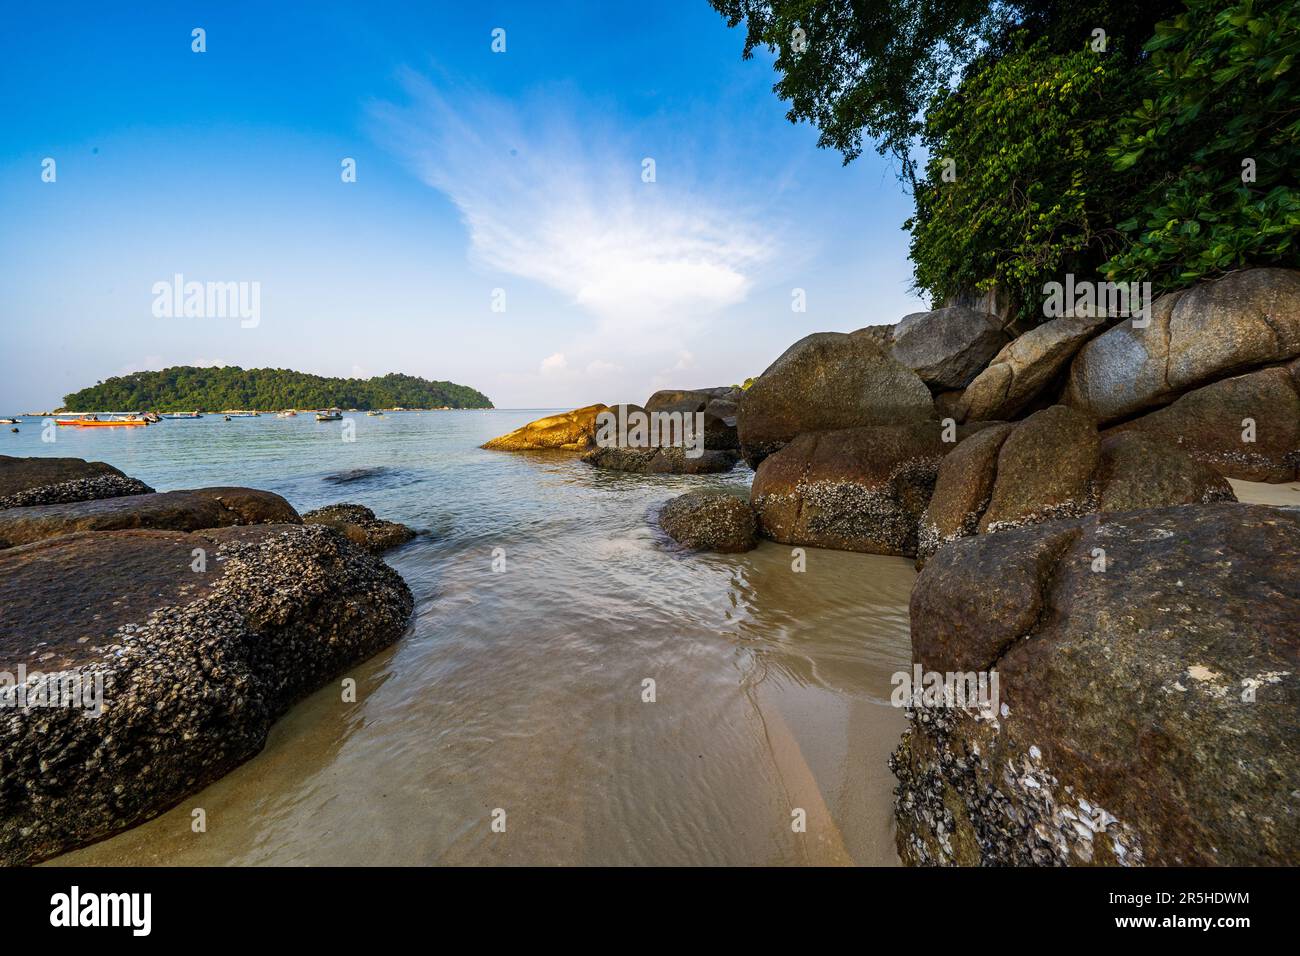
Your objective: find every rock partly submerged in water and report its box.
[0,455,154,510]
[644,389,741,450]
[583,445,740,475]
[322,465,394,485]
[481,404,610,451]
[302,502,416,554]
[578,403,742,475]
[0,487,301,549]
[892,503,1300,866]
[0,523,413,866]
[657,489,757,553]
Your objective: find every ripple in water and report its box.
[24,411,915,866]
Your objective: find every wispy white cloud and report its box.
[373,73,779,334]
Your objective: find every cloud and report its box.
[539,352,568,374]
[373,74,779,331]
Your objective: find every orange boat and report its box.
[56,417,149,427]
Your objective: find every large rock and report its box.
[891,307,1009,390]
[1093,432,1237,511]
[960,315,1106,421]
[918,407,1233,563]
[302,503,416,554]
[0,524,413,865]
[1065,268,1300,424]
[657,490,758,553]
[582,445,740,475]
[643,390,740,450]
[849,324,896,351]
[481,404,609,451]
[0,455,153,510]
[751,422,958,556]
[893,504,1300,865]
[0,487,301,549]
[737,332,935,467]
[977,405,1100,533]
[1107,363,1300,482]
[917,423,1014,560]
[582,402,741,473]
[701,411,739,451]
[645,388,739,416]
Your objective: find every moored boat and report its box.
[56,416,149,427]
[315,411,343,421]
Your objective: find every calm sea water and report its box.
[10,411,915,866]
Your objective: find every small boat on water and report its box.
[56,415,149,427]
[0,418,20,425]
[163,412,203,420]
[315,411,343,422]
[276,410,298,418]
[366,410,384,417]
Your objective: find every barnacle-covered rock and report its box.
[302,502,415,554]
[0,487,300,549]
[657,489,757,553]
[750,422,965,557]
[0,523,413,865]
[0,455,153,510]
[893,504,1300,866]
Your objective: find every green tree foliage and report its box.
[708,0,990,181]
[907,38,1141,321]
[1102,0,1300,290]
[62,367,493,412]
[708,1,1181,183]
[715,0,1296,318]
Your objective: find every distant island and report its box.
[62,366,493,412]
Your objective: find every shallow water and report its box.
[9,411,914,865]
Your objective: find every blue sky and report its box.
[0,1,926,411]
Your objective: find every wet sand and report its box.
[1230,478,1300,507]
